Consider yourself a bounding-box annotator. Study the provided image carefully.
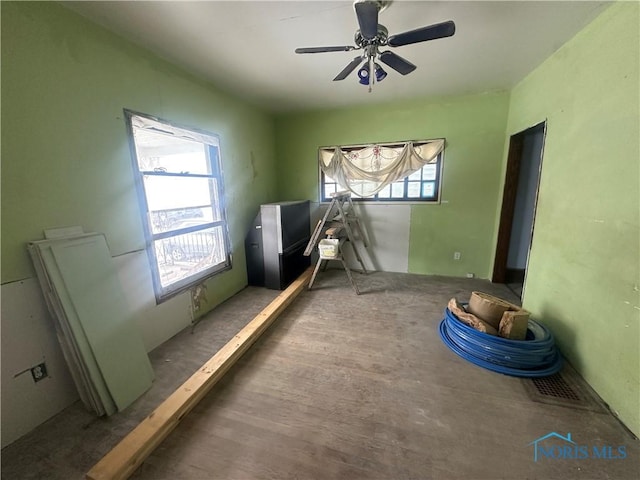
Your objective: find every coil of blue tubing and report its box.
[438,307,563,377]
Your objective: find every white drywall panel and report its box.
[32,239,116,415]
[0,278,78,448]
[50,235,154,411]
[311,202,411,273]
[349,203,411,273]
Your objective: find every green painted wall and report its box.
[1,2,277,310]
[275,92,510,278]
[4,0,638,441]
[506,2,639,436]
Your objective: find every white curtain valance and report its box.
[319,139,444,198]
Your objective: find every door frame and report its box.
[492,121,546,283]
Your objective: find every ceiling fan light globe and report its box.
[374,63,387,81]
[358,64,370,85]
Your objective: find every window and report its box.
[319,140,444,203]
[125,111,231,302]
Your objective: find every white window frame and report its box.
[125,110,232,303]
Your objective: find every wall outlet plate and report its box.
[30,363,48,382]
[454,252,461,260]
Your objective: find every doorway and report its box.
[492,121,546,298]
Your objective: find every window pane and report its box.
[422,182,435,197]
[324,183,336,199]
[143,175,214,212]
[324,175,336,183]
[407,182,421,198]
[423,164,437,181]
[149,206,214,234]
[155,226,226,288]
[390,182,405,198]
[378,184,391,198]
[408,169,422,181]
[350,181,367,198]
[133,129,212,175]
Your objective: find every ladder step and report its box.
[325,226,343,237]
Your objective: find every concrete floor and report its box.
[2,270,638,479]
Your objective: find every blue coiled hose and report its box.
[438,307,563,377]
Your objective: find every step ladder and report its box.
[304,192,367,294]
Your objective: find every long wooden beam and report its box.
[86,267,313,480]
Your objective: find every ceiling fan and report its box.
[295,0,455,90]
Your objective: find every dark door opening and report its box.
[492,121,546,297]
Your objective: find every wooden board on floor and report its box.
[85,267,313,480]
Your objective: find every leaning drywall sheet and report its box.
[50,234,154,411]
[30,240,114,415]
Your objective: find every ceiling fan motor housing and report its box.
[354,25,389,48]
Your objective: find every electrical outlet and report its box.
[466,273,475,279]
[453,252,461,260]
[30,363,48,382]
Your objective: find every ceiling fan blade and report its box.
[295,46,355,54]
[354,2,379,40]
[333,56,365,81]
[378,51,416,75]
[387,20,455,47]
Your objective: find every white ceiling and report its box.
[62,1,610,113]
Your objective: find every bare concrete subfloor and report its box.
[2,270,638,479]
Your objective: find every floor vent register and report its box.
[522,365,608,414]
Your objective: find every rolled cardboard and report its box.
[448,298,498,336]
